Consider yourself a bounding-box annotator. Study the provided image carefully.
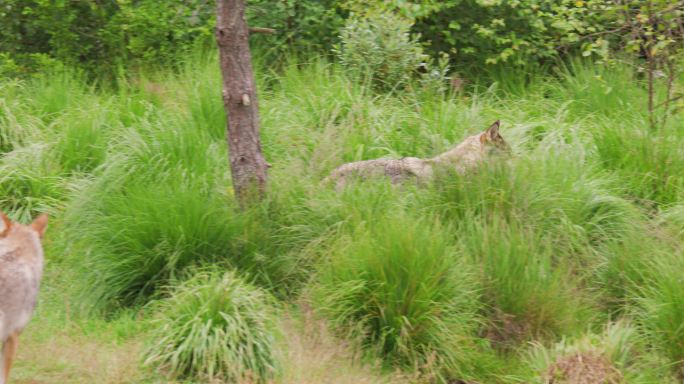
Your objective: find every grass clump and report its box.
[422,155,636,342]
[593,123,684,207]
[632,251,684,377]
[526,321,673,383]
[0,143,66,221]
[656,204,684,239]
[426,151,641,252]
[459,220,593,344]
[144,269,281,383]
[61,120,252,311]
[310,213,483,380]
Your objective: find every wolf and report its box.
[325,120,510,188]
[0,212,48,384]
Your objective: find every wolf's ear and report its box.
[0,212,11,237]
[30,214,48,239]
[486,120,501,139]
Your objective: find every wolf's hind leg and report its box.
[2,331,20,384]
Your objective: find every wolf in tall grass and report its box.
[325,120,510,188]
[0,212,48,384]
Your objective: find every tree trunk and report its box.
[216,0,268,205]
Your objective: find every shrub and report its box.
[0,52,65,78]
[0,0,346,76]
[310,213,482,379]
[0,0,214,75]
[144,270,280,382]
[247,0,347,55]
[336,12,427,91]
[411,0,615,70]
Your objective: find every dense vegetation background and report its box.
[1,1,684,383]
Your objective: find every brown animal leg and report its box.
[2,332,20,383]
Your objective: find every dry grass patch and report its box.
[13,331,146,384]
[544,351,622,384]
[279,306,408,384]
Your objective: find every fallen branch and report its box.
[249,27,276,34]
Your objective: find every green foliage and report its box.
[0,52,65,78]
[247,0,347,55]
[2,52,683,381]
[0,73,101,221]
[311,213,483,378]
[144,270,280,382]
[0,0,214,75]
[336,13,428,91]
[3,0,680,78]
[412,0,615,68]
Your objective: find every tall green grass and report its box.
[310,213,484,380]
[632,251,684,376]
[1,53,683,381]
[144,269,281,382]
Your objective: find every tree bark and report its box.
[216,0,268,205]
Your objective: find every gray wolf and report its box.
[0,212,48,384]
[325,120,510,188]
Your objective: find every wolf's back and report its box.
[324,157,431,188]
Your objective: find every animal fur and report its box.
[0,212,48,384]
[325,120,510,188]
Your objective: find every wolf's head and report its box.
[479,120,510,156]
[0,212,48,256]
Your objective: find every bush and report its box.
[247,0,347,56]
[144,270,281,382]
[0,0,214,75]
[0,0,347,76]
[412,0,615,70]
[336,13,427,91]
[0,52,65,78]
[310,213,482,379]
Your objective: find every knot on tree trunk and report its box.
[216,0,269,207]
